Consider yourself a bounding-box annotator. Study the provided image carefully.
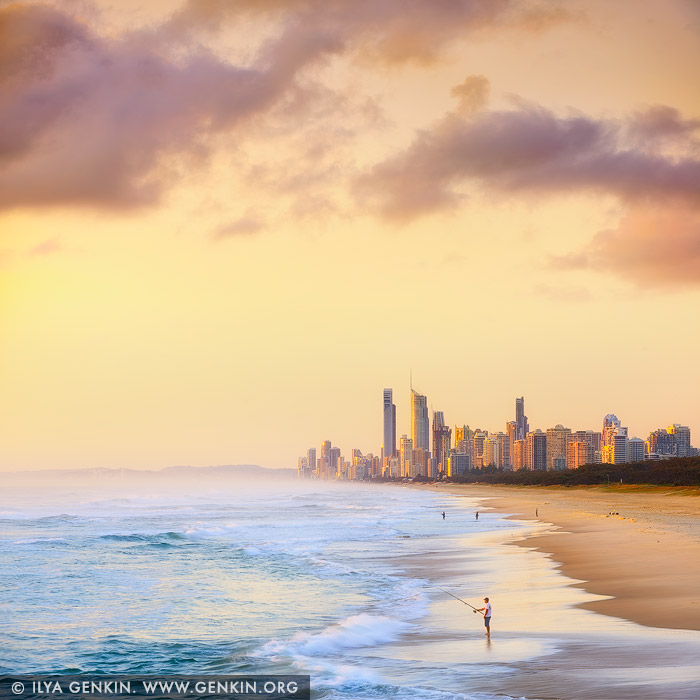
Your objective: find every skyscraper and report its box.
[383,389,396,463]
[515,397,529,440]
[411,388,429,453]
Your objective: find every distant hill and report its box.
[1,464,296,479]
[160,464,295,478]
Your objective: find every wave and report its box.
[260,613,411,657]
[99,532,187,542]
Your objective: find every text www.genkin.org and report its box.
[0,676,310,700]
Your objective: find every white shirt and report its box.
[484,602,491,617]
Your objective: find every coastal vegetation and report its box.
[395,456,700,487]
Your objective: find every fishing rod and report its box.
[433,585,480,612]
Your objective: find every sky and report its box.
[1,0,699,471]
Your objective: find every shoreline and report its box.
[418,483,700,631]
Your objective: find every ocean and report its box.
[2,476,699,700]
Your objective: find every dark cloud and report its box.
[554,206,700,288]
[357,102,700,221]
[0,3,336,210]
[0,1,573,212]
[627,105,700,143]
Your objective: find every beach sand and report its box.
[428,483,700,632]
[392,483,700,699]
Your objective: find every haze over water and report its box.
[2,476,700,700]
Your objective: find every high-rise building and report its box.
[628,437,645,463]
[484,433,510,468]
[400,435,413,477]
[387,455,400,478]
[647,424,692,458]
[472,430,488,469]
[383,389,396,463]
[668,424,691,457]
[506,421,517,466]
[515,397,529,440]
[495,431,511,468]
[321,440,332,461]
[567,441,593,468]
[546,425,571,471]
[329,446,341,478]
[512,439,526,469]
[411,388,430,453]
[602,414,628,464]
[483,435,499,467]
[432,411,451,474]
[448,450,471,476]
[317,457,330,479]
[526,429,547,470]
[307,447,316,477]
[455,425,472,453]
[412,448,430,477]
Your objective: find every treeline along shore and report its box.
[374,456,700,487]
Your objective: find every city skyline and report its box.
[299,388,695,479]
[1,1,699,471]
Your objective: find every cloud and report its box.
[0,3,336,211]
[171,0,573,64]
[29,236,62,256]
[554,205,700,288]
[357,100,700,221]
[627,105,700,143]
[451,75,490,116]
[214,215,265,239]
[0,1,573,213]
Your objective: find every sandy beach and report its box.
[426,483,700,631]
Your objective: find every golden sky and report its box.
[1,0,699,470]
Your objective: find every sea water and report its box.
[2,477,699,700]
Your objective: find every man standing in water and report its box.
[475,597,491,636]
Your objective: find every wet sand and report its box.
[391,483,700,699]
[426,483,700,631]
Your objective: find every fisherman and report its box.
[475,512,479,520]
[475,597,491,636]
[442,511,446,519]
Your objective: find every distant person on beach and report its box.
[475,597,491,636]
[536,508,538,517]
[442,511,446,520]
